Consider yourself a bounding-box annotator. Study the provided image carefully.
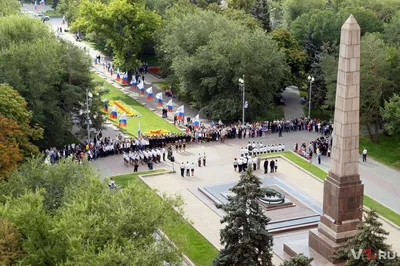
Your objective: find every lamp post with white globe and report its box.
[307,75,314,119]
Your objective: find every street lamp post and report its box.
[86,89,93,142]
[307,76,314,119]
[239,75,247,125]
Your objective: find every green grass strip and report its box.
[113,170,218,266]
[93,74,181,136]
[261,152,400,226]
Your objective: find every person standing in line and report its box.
[180,162,185,177]
[134,159,139,172]
[238,157,243,173]
[191,162,195,176]
[317,151,321,164]
[198,153,202,167]
[203,153,207,166]
[270,159,275,173]
[264,159,268,174]
[233,158,238,172]
[275,159,278,172]
[162,147,166,161]
[252,157,257,171]
[186,161,191,177]
[363,148,367,162]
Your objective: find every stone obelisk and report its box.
[309,15,364,263]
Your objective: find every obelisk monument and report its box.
[309,15,364,263]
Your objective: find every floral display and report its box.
[144,129,169,136]
[108,100,141,118]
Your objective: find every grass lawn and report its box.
[94,75,181,136]
[261,152,400,226]
[113,171,219,266]
[359,135,400,171]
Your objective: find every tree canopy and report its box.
[0,16,103,148]
[381,94,400,142]
[0,159,184,265]
[158,7,287,121]
[0,0,20,17]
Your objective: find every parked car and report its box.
[37,14,50,21]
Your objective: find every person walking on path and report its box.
[180,162,185,177]
[270,159,275,173]
[198,153,202,167]
[203,153,207,166]
[191,162,195,176]
[363,148,367,162]
[233,158,238,171]
[252,157,257,171]
[186,161,190,177]
[264,159,268,174]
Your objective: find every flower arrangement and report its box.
[144,129,169,136]
[108,100,141,118]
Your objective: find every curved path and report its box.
[281,86,305,119]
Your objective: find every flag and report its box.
[176,105,184,120]
[34,1,37,10]
[167,99,173,112]
[122,71,129,84]
[116,68,121,81]
[62,16,65,25]
[40,0,44,6]
[138,81,145,95]
[156,92,163,106]
[137,122,141,137]
[193,114,200,129]
[119,113,127,127]
[103,102,108,112]
[130,76,137,89]
[110,106,117,119]
[146,87,153,100]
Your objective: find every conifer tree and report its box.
[213,168,274,266]
[334,210,400,266]
[280,253,313,266]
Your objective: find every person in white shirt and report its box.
[267,145,271,153]
[185,162,191,177]
[190,162,195,176]
[362,148,367,162]
[240,147,245,156]
[282,143,285,151]
[278,144,282,152]
[233,158,238,171]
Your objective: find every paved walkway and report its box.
[281,86,304,119]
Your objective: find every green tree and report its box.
[281,253,313,266]
[381,94,400,141]
[282,0,325,27]
[0,0,20,17]
[159,7,287,121]
[227,0,271,31]
[0,84,43,157]
[384,11,400,46]
[213,169,274,266]
[0,16,102,147]
[73,0,161,78]
[0,159,184,265]
[271,28,306,86]
[334,210,400,265]
[0,218,24,265]
[322,53,338,108]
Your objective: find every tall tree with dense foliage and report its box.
[0,16,103,148]
[159,7,287,121]
[0,117,23,180]
[73,0,161,78]
[0,0,20,17]
[213,169,274,266]
[381,94,400,141]
[334,210,400,265]
[0,84,43,157]
[0,159,184,265]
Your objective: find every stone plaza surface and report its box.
[133,143,400,264]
